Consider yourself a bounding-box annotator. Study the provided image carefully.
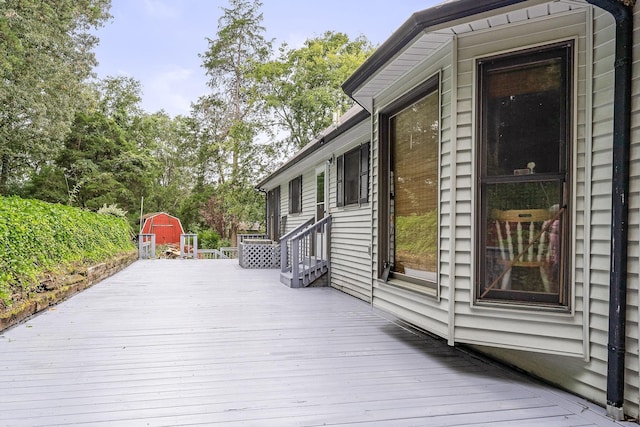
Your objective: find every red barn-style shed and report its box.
[140,212,184,245]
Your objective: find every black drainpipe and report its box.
[256,187,268,238]
[585,0,633,420]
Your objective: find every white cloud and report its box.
[142,67,200,116]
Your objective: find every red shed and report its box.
[140,212,184,245]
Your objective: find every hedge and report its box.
[0,196,136,308]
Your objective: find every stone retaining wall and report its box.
[0,250,138,332]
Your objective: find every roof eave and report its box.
[256,107,370,190]
[342,0,528,100]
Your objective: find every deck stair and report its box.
[279,216,331,288]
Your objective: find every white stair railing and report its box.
[287,216,332,287]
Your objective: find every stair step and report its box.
[279,264,328,288]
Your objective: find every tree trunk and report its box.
[0,154,9,195]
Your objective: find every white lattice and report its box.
[239,242,280,269]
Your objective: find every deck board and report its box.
[0,259,631,426]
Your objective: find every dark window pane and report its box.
[360,143,369,203]
[316,172,324,203]
[486,59,564,176]
[336,156,344,207]
[289,176,302,214]
[316,172,325,220]
[344,149,359,205]
[477,43,571,307]
[481,182,564,298]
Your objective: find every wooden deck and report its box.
[0,259,633,426]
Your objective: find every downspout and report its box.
[585,0,634,421]
[257,187,268,238]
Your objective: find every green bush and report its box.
[0,196,135,308]
[97,203,128,218]
[198,229,220,249]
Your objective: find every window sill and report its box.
[471,299,573,315]
[377,278,438,299]
[335,202,369,211]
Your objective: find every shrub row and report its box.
[0,196,136,308]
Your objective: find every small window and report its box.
[476,42,572,308]
[336,142,370,207]
[289,176,302,214]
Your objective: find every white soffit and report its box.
[352,0,588,110]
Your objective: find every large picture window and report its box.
[476,42,572,307]
[379,77,439,287]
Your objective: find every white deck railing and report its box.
[138,234,156,259]
[281,216,332,287]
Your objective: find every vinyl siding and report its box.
[452,10,588,356]
[370,41,453,340]
[270,118,372,301]
[282,170,316,234]
[466,6,640,417]
[327,121,372,302]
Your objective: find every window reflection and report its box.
[390,91,439,281]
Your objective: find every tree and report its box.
[0,0,112,194]
[56,111,157,215]
[95,75,144,131]
[195,0,272,241]
[255,31,374,151]
[137,112,195,215]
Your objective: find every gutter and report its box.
[342,0,528,98]
[256,187,267,239]
[584,0,634,421]
[255,107,370,190]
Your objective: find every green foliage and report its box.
[0,0,112,193]
[4,0,373,245]
[199,182,264,241]
[193,0,273,240]
[136,112,195,215]
[0,196,135,309]
[97,203,127,218]
[20,165,68,204]
[53,111,158,225]
[198,229,221,249]
[95,76,143,128]
[196,0,273,187]
[254,31,374,150]
[395,211,438,260]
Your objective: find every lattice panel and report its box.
[239,243,280,269]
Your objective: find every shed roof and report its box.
[141,212,180,221]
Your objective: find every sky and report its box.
[92,0,443,117]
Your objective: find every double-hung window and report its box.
[379,77,440,287]
[288,175,302,214]
[336,143,370,207]
[476,42,572,308]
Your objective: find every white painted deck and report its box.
[0,259,633,426]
